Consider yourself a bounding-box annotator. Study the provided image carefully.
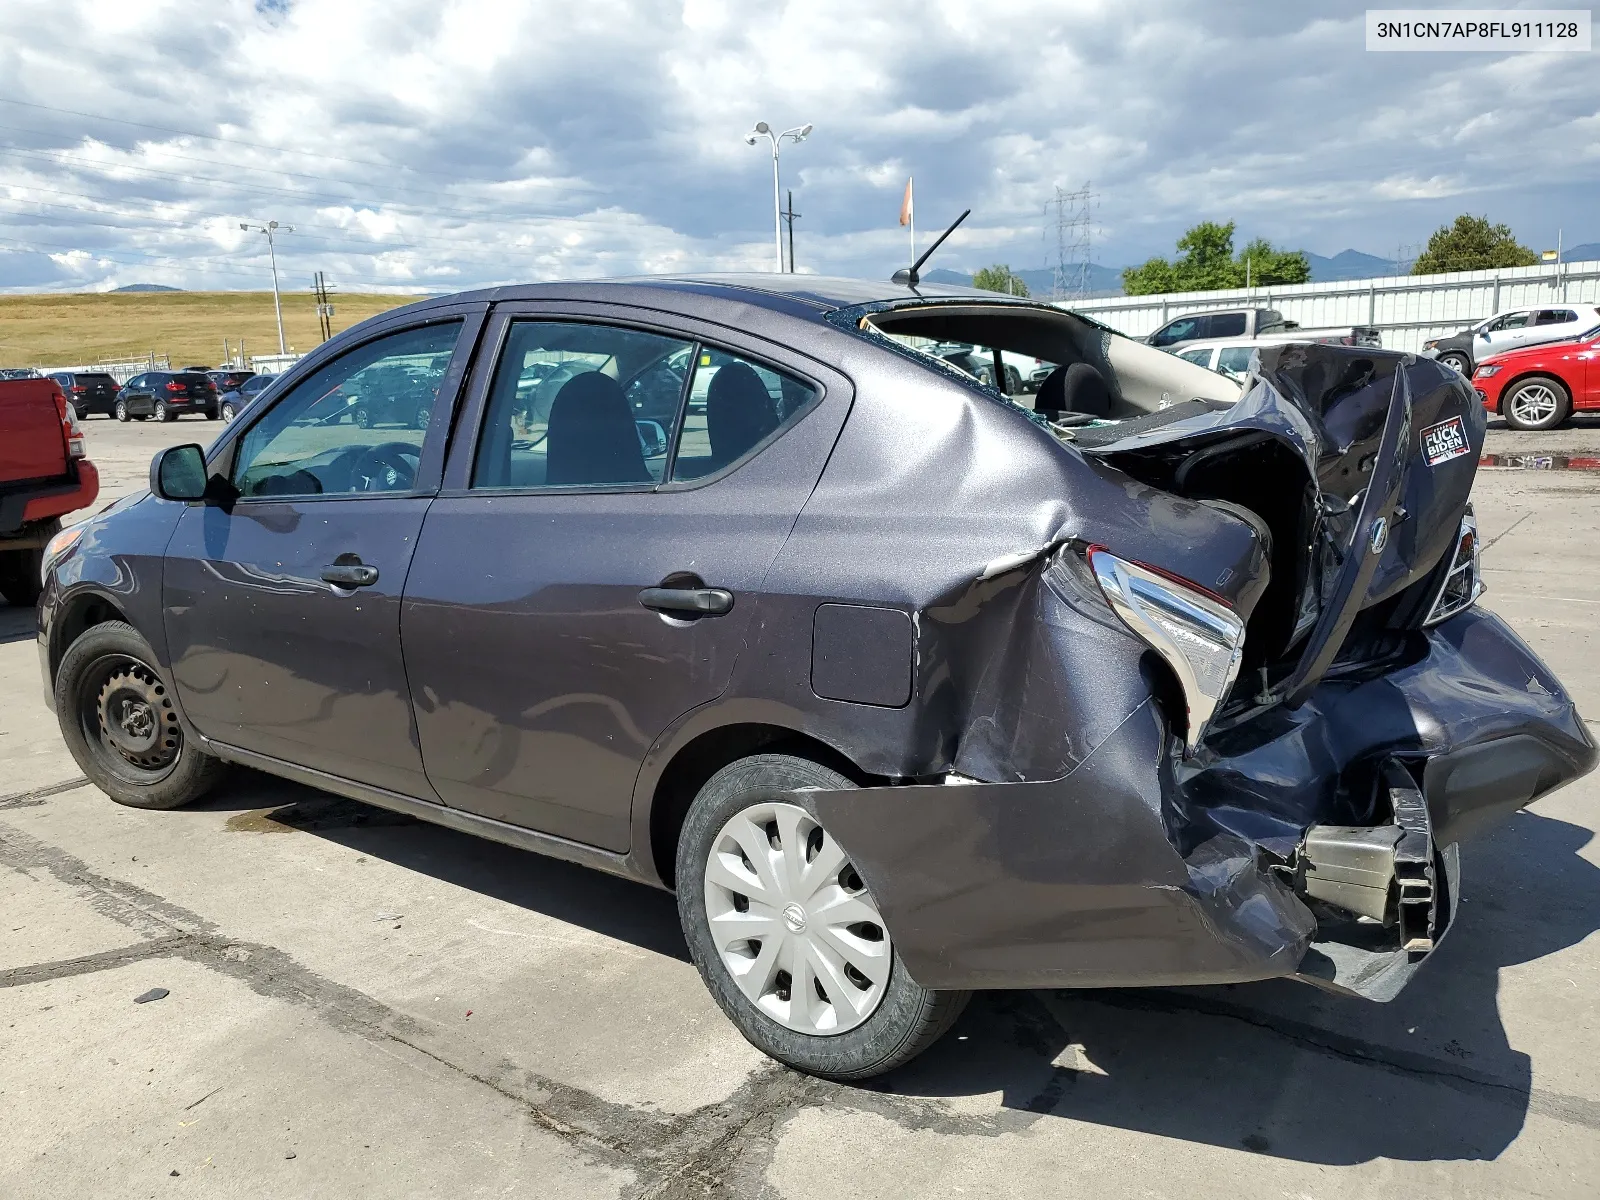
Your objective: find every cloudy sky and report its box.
[0,0,1594,293]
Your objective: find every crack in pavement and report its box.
[0,776,89,810]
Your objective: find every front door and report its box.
[163,317,474,797]
[402,310,838,851]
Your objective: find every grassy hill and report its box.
[0,290,421,369]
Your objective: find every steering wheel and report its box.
[350,441,420,492]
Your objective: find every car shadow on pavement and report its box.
[194,767,690,963]
[0,604,36,644]
[873,808,1600,1164]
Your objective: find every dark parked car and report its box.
[217,372,277,422]
[38,275,1594,1081]
[46,372,121,418]
[209,369,255,397]
[113,371,219,421]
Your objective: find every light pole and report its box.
[744,122,812,271]
[240,220,294,354]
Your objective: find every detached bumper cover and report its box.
[801,607,1594,997]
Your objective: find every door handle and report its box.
[322,562,379,588]
[638,586,734,616]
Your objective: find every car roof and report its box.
[380,273,1026,325]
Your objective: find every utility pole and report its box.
[240,220,294,354]
[313,272,336,341]
[781,190,801,272]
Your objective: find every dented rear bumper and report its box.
[801,606,1594,1000]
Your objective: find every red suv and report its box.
[0,378,100,606]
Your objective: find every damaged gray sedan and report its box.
[38,275,1596,1081]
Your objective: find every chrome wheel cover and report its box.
[1511,383,1560,425]
[703,801,891,1036]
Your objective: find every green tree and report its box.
[971,264,1030,297]
[1412,215,1537,275]
[1122,221,1309,295]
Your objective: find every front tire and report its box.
[676,753,969,1081]
[1438,351,1471,374]
[1503,375,1571,432]
[114,398,129,421]
[220,400,237,423]
[54,621,227,810]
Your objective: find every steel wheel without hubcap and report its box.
[1505,378,1569,431]
[79,656,182,778]
[703,800,891,1035]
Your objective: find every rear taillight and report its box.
[1424,504,1483,626]
[165,380,184,392]
[1087,547,1247,754]
[71,384,86,393]
[51,388,87,459]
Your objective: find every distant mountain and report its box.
[923,263,1125,297]
[1563,242,1600,263]
[1304,249,1401,281]
[111,283,183,293]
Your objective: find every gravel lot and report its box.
[3,408,1599,1197]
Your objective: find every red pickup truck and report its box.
[0,378,100,607]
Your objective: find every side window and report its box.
[1208,312,1248,337]
[1151,317,1200,347]
[1257,309,1287,333]
[1216,346,1256,376]
[472,320,694,490]
[1499,312,1531,330]
[671,347,817,482]
[1177,348,1213,367]
[1537,309,1577,325]
[126,374,145,389]
[232,321,460,499]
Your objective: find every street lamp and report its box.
[240,220,295,354]
[744,121,812,272]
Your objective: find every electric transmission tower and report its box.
[1046,183,1097,301]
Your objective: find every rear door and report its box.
[402,303,849,851]
[163,311,481,797]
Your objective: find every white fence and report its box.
[249,353,303,375]
[34,355,171,384]
[1066,259,1600,354]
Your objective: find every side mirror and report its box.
[150,444,209,501]
[1477,329,1490,340]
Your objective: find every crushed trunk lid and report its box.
[1074,344,1485,709]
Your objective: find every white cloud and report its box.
[0,0,1594,295]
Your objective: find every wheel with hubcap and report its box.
[1502,375,1571,432]
[114,398,129,421]
[153,400,172,422]
[352,405,372,429]
[677,753,969,1080]
[54,621,227,809]
[1438,351,1471,374]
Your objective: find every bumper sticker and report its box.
[1423,415,1469,466]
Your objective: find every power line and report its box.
[0,96,481,179]
[0,144,635,229]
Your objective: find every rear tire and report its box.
[54,621,227,810]
[0,546,44,607]
[1502,375,1571,432]
[153,401,172,422]
[676,753,969,1081]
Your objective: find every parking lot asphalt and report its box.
[4,410,1600,1197]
